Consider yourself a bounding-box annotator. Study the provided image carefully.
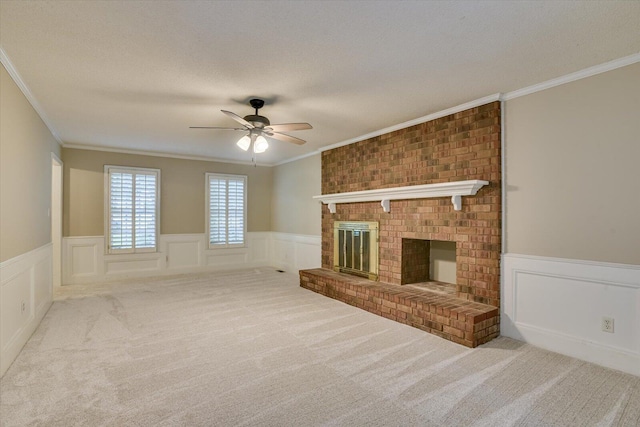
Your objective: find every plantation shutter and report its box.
[109,172,134,251]
[207,174,246,247]
[106,167,159,253]
[227,178,244,245]
[208,177,227,245]
[134,173,157,249]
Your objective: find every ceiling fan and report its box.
[190,98,312,155]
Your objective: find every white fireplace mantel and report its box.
[313,180,489,213]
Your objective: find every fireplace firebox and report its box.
[333,221,379,280]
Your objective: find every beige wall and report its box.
[505,62,640,265]
[0,64,61,262]
[62,148,273,236]
[271,154,321,236]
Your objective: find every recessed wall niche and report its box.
[429,240,456,284]
[400,239,457,285]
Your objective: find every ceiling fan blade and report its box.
[268,132,307,145]
[222,110,254,129]
[189,126,245,130]
[267,123,313,132]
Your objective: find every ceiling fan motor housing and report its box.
[243,114,270,127]
[245,99,270,127]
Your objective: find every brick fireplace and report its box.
[301,101,501,347]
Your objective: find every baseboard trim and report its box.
[505,321,639,376]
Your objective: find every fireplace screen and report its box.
[334,221,379,280]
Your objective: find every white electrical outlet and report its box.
[602,317,614,333]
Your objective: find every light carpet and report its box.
[1,268,638,426]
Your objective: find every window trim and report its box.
[205,172,247,249]
[104,165,161,254]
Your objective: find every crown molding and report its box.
[273,150,320,166]
[320,93,501,152]
[282,54,640,164]
[318,93,503,154]
[502,52,640,101]
[62,143,273,167]
[4,43,637,167]
[275,93,503,166]
[0,48,64,145]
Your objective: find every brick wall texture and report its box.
[321,101,501,307]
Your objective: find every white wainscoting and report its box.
[0,243,53,377]
[204,232,270,269]
[270,233,322,273]
[502,253,640,376]
[164,234,204,270]
[63,232,316,284]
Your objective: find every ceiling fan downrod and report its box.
[249,98,265,114]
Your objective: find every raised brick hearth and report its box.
[300,269,499,347]
[302,101,502,347]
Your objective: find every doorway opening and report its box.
[51,154,63,287]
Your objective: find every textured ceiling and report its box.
[1,1,639,165]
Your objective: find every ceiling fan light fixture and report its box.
[191,98,311,159]
[253,135,269,153]
[236,135,251,151]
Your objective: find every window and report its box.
[206,173,246,248]
[105,166,160,254]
